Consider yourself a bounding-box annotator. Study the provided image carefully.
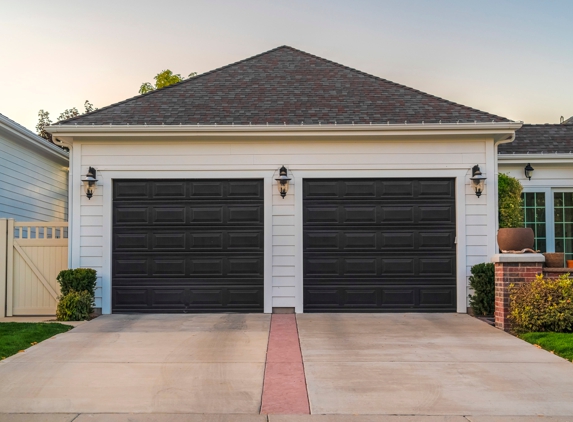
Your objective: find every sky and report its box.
[1,0,572,132]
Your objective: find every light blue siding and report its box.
[0,128,68,222]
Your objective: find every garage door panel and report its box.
[113,179,263,313]
[304,285,456,311]
[304,178,455,312]
[112,285,263,312]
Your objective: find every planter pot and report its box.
[543,252,565,268]
[567,260,573,269]
[497,228,534,252]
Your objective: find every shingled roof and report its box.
[499,124,573,154]
[60,46,510,126]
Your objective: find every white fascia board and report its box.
[498,153,573,164]
[0,115,69,163]
[46,122,522,142]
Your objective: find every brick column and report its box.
[491,254,545,332]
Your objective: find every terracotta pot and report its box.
[497,228,534,252]
[567,260,573,269]
[543,253,565,268]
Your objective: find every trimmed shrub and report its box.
[57,268,97,297]
[56,290,93,321]
[509,274,573,333]
[468,262,495,316]
[498,173,524,229]
[56,268,97,321]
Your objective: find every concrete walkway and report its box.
[1,313,573,419]
[298,313,573,416]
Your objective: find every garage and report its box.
[303,178,456,312]
[112,179,264,313]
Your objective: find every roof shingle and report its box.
[60,46,510,126]
[499,124,573,154]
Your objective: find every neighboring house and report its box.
[0,113,68,222]
[47,46,522,315]
[498,122,573,265]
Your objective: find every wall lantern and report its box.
[81,167,98,200]
[470,164,486,198]
[275,165,291,199]
[524,163,534,181]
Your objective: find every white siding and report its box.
[77,138,494,311]
[0,134,68,222]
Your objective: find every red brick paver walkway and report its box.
[260,314,310,414]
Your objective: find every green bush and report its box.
[56,268,97,321]
[509,274,573,333]
[56,290,93,321]
[498,173,524,229]
[57,268,97,297]
[468,262,495,316]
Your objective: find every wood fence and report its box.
[0,219,68,317]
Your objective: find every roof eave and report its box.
[48,122,522,142]
[0,114,69,162]
[498,153,573,164]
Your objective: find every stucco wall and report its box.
[73,137,496,312]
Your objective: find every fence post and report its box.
[0,219,6,318]
[5,219,14,317]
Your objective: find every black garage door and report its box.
[303,178,456,312]
[112,179,264,313]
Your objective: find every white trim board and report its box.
[293,169,469,314]
[98,170,274,314]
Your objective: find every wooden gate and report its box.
[0,219,68,316]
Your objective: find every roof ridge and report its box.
[279,46,510,122]
[57,45,292,125]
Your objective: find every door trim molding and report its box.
[294,170,468,313]
[99,170,273,314]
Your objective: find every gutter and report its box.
[47,122,523,142]
[498,153,573,164]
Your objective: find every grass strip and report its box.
[0,322,72,360]
[520,332,573,362]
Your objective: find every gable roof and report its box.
[0,113,68,162]
[498,124,573,155]
[563,116,573,125]
[58,46,510,126]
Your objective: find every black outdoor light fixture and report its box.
[81,167,98,200]
[524,163,535,181]
[470,164,486,198]
[275,166,291,199]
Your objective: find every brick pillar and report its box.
[492,254,545,331]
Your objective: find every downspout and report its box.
[494,133,517,248]
[53,137,73,268]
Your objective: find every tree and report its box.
[139,70,197,94]
[36,100,97,143]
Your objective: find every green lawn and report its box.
[0,322,72,360]
[520,332,573,362]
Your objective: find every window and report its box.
[554,192,573,264]
[523,192,546,252]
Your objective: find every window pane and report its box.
[525,193,534,207]
[556,223,564,237]
[536,193,546,207]
[537,239,546,253]
[526,208,535,221]
[555,208,563,222]
[555,193,564,207]
[566,208,573,221]
[536,207,546,222]
[556,238,564,252]
[566,223,573,238]
[536,223,546,238]
[565,193,573,207]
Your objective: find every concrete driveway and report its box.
[1,313,573,420]
[0,314,270,414]
[298,313,573,416]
